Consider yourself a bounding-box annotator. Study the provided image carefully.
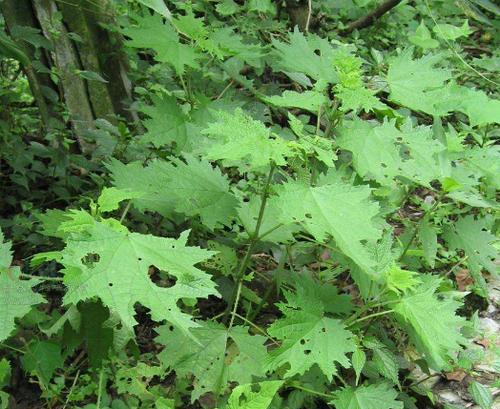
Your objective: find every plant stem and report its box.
[62,369,80,409]
[348,309,395,326]
[288,382,333,399]
[223,165,275,324]
[0,343,25,354]
[228,280,243,330]
[119,200,131,223]
[96,368,104,409]
[257,223,283,241]
[305,0,312,32]
[231,312,279,345]
[19,273,64,282]
[398,194,443,261]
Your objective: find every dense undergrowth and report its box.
[0,1,499,408]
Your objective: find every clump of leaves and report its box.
[0,1,499,409]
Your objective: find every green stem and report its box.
[288,382,333,399]
[119,201,132,223]
[228,280,243,330]
[223,164,275,324]
[0,343,25,354]
[96,368,104,409]
[398,194,443,261]
[231,312,279,345]
[257,223,283,241]
[20,273,64,282]
[348,309,395,326]
[345,297,397,325]
[62,369,80,409]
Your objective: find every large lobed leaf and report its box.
[0,230,45,342]
[394,278,467,370]
[157,322,268,401]
[266,282,355,380]
[59,213,218,334]
[273,179,381,273]
[108,155,239,229]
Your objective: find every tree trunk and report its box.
[1,0,134,147]
[56,0,134,122]
[0,0,55,128]
[33,0,95,142]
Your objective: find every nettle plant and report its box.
[1,2,498,409]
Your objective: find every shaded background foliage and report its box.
[0,1,499,409]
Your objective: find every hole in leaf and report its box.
[149,267,177,288]
[81,253,100,267]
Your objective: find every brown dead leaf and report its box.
[445,369,467,382]
[455,269,473,291]
[475,338,490,348]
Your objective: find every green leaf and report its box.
[21,341,64,385]
[387,50,500,126]
[0,231,45,342]
[97,187,142,213]
[273,179,381,273]
[337,119,446,187]
[116,362,163,400]
[0,230,12,271]
[0,32,30,66]
[109,156,239,229]
[331,383,403,409]
[140,95,188,149]
[0,392,7,409]
[352,347,366,386]
[364,338,400,386]
[248,0,275,14]
[433,21,472,40]
[201,109,291,170]
[387,50,451,116]
[271,28,338,84]
[394,279,466,370]
[384,264,420,295]
[469,0,500,15]
[137,0,171,18]
[216,0,240,16]
[266,284,355,380]
[335,86,386,114]
[461,145,500,189]
[468,381,493,409]
[59,213,218,334]
[263,90,327,113]
[77,70,109,83]
[157,323,268,401]
[79,302,113,368]
[123,14,200,75]
[337,120,401,186]
[443,216,497,295]
[0,359,10,389]
[238,197,300,243]
[446,189,498,209]
[409,21,439,49]
[283,274,353,316]
[443,84,500,127]
[227,381,283,409]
